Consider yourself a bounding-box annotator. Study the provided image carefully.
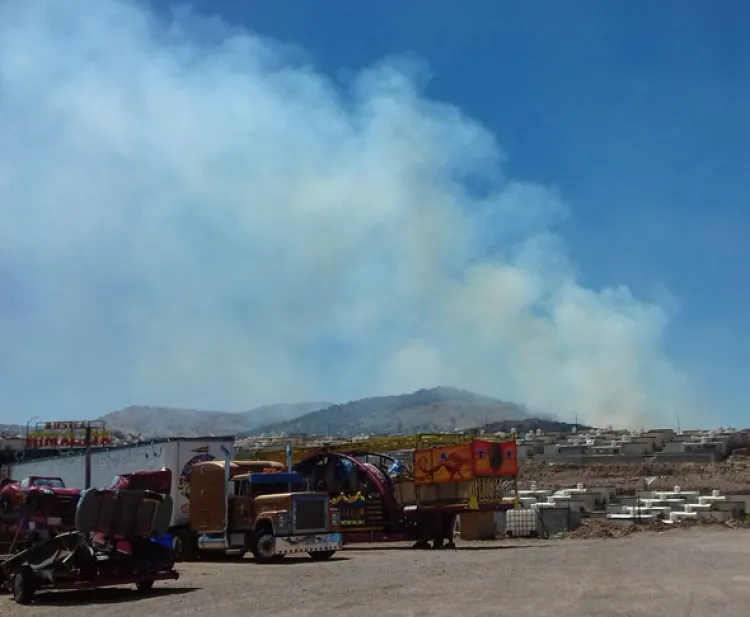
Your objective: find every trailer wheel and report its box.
[308,550,336,561]
[12,566,35,605]
[136,579,155,592]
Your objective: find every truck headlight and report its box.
[331,510,340,526]
[276,512,290,531]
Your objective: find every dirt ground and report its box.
[519,456,750,493]
[3,528,750,616]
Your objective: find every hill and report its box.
[96,402,330,438]
[485,418,591,434]
[249,386,532,436]
[2,388,560,440]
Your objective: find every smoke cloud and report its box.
[0,0,691,428]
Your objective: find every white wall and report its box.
[9,442,173,489]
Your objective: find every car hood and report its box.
[30,487,81,496]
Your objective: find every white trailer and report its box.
[7,437,235,531]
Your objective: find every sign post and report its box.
[84,422,92,489]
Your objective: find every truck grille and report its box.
[293,496,328,532]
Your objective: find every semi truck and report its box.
[179,460,341,562]
[251,436,519,548]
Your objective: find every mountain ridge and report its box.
[247,386,533,436]
[95,401,331,437]
[1,387,559,440]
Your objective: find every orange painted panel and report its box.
[414,444,474,485]
[413,448,434,485]
[472,440,518,477]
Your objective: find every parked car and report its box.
[0,476,81,529]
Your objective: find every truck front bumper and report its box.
[274,532,342,555]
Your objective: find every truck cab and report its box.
[179,461,341,562]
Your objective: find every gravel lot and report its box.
[3,528,750,617]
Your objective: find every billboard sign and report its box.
[25,421,112,450]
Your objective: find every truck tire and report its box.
[173,530,198,562]
[308,550,336,561]
[12,567,35,605]
[250,527,283,563]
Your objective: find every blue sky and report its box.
[0,0,747,428]
[186,0,748,421]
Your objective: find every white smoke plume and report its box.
[0,0,692,428]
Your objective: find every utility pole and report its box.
[84,422,92,490]
[24,416,39,447]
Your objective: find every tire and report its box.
[250,527,281,563]
[173,530,198,563]
[12,567,35,605]
[136,580,155,592]
[308,550,335,561]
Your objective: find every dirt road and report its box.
[2,529,750,616]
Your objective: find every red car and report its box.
[0,476,81,530]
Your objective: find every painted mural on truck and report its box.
[413,440,518,485]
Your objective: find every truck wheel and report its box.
[250,528,282,563]
[173,530,198,562]
[308,550,336,561]
[13,567,35,605]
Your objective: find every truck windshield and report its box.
[33,478,64,488]
[251,482,307,496]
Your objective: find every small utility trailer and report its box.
[0,487,179,604]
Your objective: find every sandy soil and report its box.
[2,528,750,617]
